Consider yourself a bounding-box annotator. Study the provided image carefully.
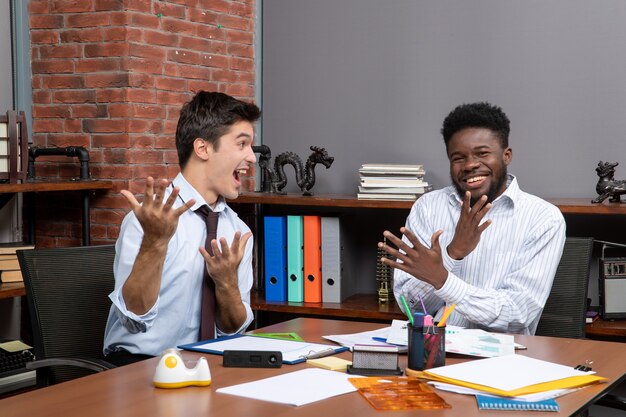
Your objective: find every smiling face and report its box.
[447,127,512,205]
[197,120,257,204]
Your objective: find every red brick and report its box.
[102,27,127,41]
[29,1,50,14]
[128,119,162,134]
[47,133,90,148]
[219,14,251,31]
[92,164,132,178]
[33,90,52,104]
[60,28,102,43]
[156,76,188,92]
[76,58,122,73]
[66,13,110,28]
[72,104,107,118]
[129,43,167,60]
[83,119,127,133]
[43,75,84,89]
[31,31,60,44]
[143,30,179,47]
[110,11,130,26]
[101,149,130,164]
[32,60,75,74]
[33,119,64,133]
[126,88,157,103]
[163,150,179,164]
[196,24,224,41]
[39,44,82,59]
[156,90,191,106]
[229,2,254,18]
[129,12,159,29]
[128,149,164,164]
[33,105,72,118]
[130,135,155,149]
[133,104,166,119]
[96,88,127,102]
[30,15,64,29]
[84,73,130,88]
[230,57,254,72]
[132,165,170,180]
[188,8,219,25]
[53,89,97,103]
[161,18,197,36]
[51,0,94,13]
[84,43,129,58]
[64,119,83,133]
[202,53,229,68]
[154,2,186,19]
[225,29,253,45]
[179,36,214,52]
[227,43,253,58]
[167,49,200,65]
[95,0,124,11]
[92,134,131,148]
[188,79,220,93]
[125,57,164,75]
[225,83,254,98]
[177,64,211,80]
[126,0,151,12]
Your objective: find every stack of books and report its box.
[0,242,34,283]
[357,163,430,201]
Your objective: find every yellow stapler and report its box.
[152,348,212,388]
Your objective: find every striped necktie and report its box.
[195,205,219,340]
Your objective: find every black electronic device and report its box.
[0,342,35,379]
[599,243,626,319]
[222,350,283,368]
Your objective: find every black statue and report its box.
[252,145,334,195]
[592,161,626,203]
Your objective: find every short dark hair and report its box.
[175,91,261,169]
[441,102,510,150]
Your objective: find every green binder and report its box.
[287,215,304,302]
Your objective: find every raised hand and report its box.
[200,231,253,290]
[121,177,195,246]
[379,227,448,289]
[447,191,492,260]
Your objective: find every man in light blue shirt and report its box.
[103,92,260,364]
[381,102,566,335]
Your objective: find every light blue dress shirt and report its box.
[393,175,566,335]
[103,173,254,356]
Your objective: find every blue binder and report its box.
[264,216,287,302]
[287,215,304,302]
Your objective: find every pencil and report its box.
[438,304,456,327]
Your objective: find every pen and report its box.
[438,304,456,327]
[304,348,336,360]
[400,295,414,326]
[417,293,428,315]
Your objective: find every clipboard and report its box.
[179,334,348,364]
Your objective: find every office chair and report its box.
[17,245,117,386]
[535,237,626,412]
[535,237,593,339]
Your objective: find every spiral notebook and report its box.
[475,394,559,412]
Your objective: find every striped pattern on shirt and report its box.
[393,175,566,335]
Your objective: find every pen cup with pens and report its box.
[407,318,446,371]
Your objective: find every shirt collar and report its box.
[172,172,227,213]
[447,174,518,210]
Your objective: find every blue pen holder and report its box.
[407,323,425,371]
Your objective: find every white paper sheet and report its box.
[216,368,360,406]
[425,354,594,392]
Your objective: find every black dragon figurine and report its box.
[592,161,626,203]
[253,145,334,195]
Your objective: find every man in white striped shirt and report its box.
[381,102,566,335]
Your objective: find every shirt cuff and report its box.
[109,288,158,333]
[434,271,469,304]
[442,245,462,272]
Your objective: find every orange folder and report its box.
[303,215,322,302]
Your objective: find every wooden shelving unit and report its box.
[230,192,626,322]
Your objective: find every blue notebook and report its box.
[475,394,559,412]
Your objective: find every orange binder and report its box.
[303,215,322,302]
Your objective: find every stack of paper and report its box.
[357,163,431,200]
[420,354,606,397]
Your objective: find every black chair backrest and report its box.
[17,245,115,385]
[535,237,593,339]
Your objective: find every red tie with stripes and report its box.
[195,205,218,341]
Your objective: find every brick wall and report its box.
[28,0,257,247]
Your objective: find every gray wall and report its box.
[262,0,626,199]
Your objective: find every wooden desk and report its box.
[2,318,626,417]
[587,317,626,342]
[0,180,112,246]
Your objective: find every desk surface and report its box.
[2,318,626,417]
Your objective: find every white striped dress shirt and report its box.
[393,174,566,335]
